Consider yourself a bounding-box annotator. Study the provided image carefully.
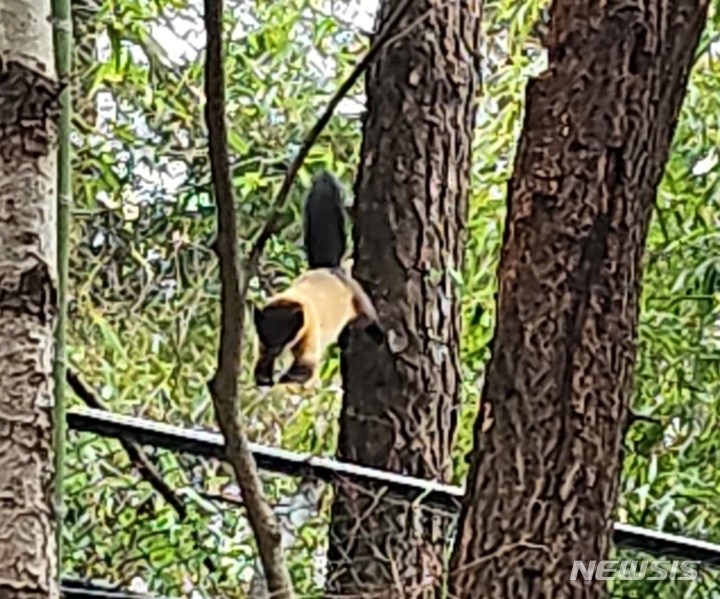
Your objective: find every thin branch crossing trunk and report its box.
[202,0,294,595]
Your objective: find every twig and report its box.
[242,0,418,289]
[66,368,219,575]
[628,410,666,428]
[203,0,295,596]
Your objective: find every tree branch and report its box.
[242,0,417,289]
[203,0,420,594]
[203,0,294,596]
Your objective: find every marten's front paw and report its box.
[254,365,275,387]
[255,375,274,387]
[279,362,314,385]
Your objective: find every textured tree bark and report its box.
[0,0,61,597]
[325,0,481,597]
[448,1,710,598]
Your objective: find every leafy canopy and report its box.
[63,0,720,595]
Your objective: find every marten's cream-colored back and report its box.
[273,269,357,349]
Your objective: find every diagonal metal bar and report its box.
[66,407,720,568]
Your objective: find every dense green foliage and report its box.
[63,0,720,595]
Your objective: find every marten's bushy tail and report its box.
[303,171,347,269]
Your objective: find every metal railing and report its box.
[67,407,720,569]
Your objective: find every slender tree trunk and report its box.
[0,0,61,596]
[448,1,710,597]
[325,0,481,597]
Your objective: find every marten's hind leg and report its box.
[254,346,280,387]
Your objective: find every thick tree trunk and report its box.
[325,0,481,597]
[0,0,61,596]
[448,1,710,598]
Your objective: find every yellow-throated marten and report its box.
[253,171,384,387]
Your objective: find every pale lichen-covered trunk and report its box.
[0,0,61,596]
[325,0,481,597]
[448,1,710,598]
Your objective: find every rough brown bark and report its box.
[326,0,481,596]
[448,1,710,598]
[0,0,61,596]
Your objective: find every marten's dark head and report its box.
[253,300,305,351]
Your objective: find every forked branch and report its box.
[243,0,417,287]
